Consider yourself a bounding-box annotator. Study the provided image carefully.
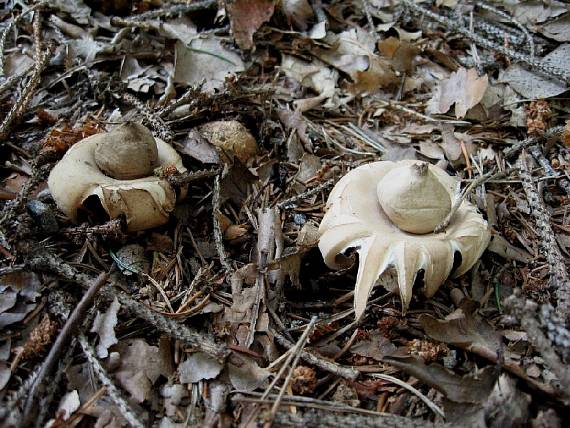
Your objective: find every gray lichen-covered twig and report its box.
[504,292,570,398]
[504,126,565,159]
[402,0,570,83]
[26,251,229,360]
[518,151,570,318]
[20,272,109,427]
[528,145,570,196]
[78,335,144,428]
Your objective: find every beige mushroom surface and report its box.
[318,160,490,320]
[48,122,187,232]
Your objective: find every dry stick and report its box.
[121,92,174,142]
[234,393,437,428]
[0,42,54,142]
[475,0,534,58]
[0,18,14,76]
[403,1,570,83]
[270,406,437,428]
[19,272,109,428]
[277,178,335,209]
[434,167,513,233]
[272,330,360,381]
[27,251,229,359]
[504,126,565,159]
[34,339,78,428]
[117,0,217,23]
[264,316,318,427]
[505,294,570,398]
[159,86,201,117]
[0,2,46,76]
[246,207,281,347]
[166,167,221,187]
[528,145,570,196]
[213,173,233,272]
[368,373,444,418]
[518,151,570,319]
[0,67,32,94]
[78,335,144,428]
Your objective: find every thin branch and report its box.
[528,145,570,196]
[503,126,565,159]
[403,1,570,83]
[20,272,109,427]
[369,373,444,418]
[272,330,360,381]
[0,42,55,142]
[213,173,233,272]
[121,93,174,142]
[278,178,335,209]
[518,151,570,318]
[78,335,145,428]
[264,316,318,427]
[434,167,514,233]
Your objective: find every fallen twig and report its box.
[212,173,233,272]
[264,316,317,427]
[232,394,437,428]
[78,335,145,428]
[26,251,229,360]
[434,167,514,233]
[20,272,109,427]
[121,92,174,142]
[504,126,565,159]
[272,330,360,381]
[528,145,570,196]
[518,151,570,319]
[403,1,570,83]
[504,292,570,399]
[0,41,55,142]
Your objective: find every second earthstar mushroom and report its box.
[48,122,187,232]
[318,160,491,320]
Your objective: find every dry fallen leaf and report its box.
[316,27,398,94]
[178,352,223,384]
[114,339,173,403]
[377,36,419,74]
[228,354,270,391]
[280,0,314,31]
[498,44,570,99]
[174,38,245,93]
[428,67,489,118]
[280,55,338,111]
[419,307,502,358]
[226,0,276,50]
[90,297,120,358]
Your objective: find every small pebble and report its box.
[26,199,59,233]
[293,213,307,225]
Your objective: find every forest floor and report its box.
[1,0,570,427]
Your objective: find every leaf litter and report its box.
[0,0,569,427]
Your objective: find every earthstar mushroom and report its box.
[318,160,490,320]
[48,122,187,232]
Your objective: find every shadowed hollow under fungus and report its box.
[318,160,491,320]
[48,122,187,232]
